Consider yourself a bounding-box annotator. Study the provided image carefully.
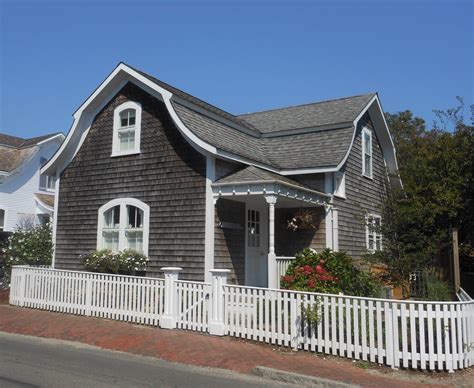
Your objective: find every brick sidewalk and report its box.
[0,305,449,387]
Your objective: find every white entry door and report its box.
[245,205,268,287]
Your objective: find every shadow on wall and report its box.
[275,207,325,257]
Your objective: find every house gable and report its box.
[55,83,207,280]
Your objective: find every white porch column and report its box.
[209,269,230,336]
[265,195,278,289]
[204,155,216,283]
[325,205,339,252]
[332,207,339,251]
[160,267,182,329]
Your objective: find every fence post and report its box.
[160,267,182,329]
[19,267,26,307]
[85,274,92,316]
[9,266,18,305]
[209,269,230,336]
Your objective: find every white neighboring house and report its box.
[0,132,65,232]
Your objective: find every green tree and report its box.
[371,99,473,292]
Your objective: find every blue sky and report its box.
[0,0,472,139]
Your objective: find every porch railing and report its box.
[276,256,295,287]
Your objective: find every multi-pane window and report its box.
[118,109,136,152]
[366,214,382,252]
[362,128,373,178]
[112,102,142,156]
[247,209,260,247]
[102,205,120,251]
[39,158,56,191]
[98,199,148,254]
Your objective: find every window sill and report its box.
[38,187,55,193]
[362,173,374,181]
[334,193,346,200]
[111,150,141,158]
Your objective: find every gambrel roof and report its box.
[42,63,401,188]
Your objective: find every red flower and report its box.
[315,265,325,275]
[282,275,294,284]
[307,279,316,289]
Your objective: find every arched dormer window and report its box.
[97,198,149,255]
[112,101,142,156]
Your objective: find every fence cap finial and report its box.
[161,267,183,272]
[209,269,231,275]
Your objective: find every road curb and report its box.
[252,366,360,387]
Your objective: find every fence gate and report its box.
[175,280,211,332]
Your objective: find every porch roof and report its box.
[212,165,331,206]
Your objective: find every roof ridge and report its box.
[124,63,259,133]
[237,93,375,117]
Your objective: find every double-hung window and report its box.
[112,101,142,156]
[39,157,57,191]
[366,214,382,252]
[362,127,373,178]
[98,198,149,254]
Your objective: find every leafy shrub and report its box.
[421,268,452,301]
[81,249,148,275]
[1,223,53,288]
[281,248,382,297]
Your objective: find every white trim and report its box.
[361,127,373,179]
[325,206,333,250]
[365,213,382,253]
[97,198,150,255]
[111,101,142,157]
[36,133,65,146]
[40,64,401,189]
[333,171,346,199]
[35,195,54,214]
[212,181,329,207]
[51,173,60,268]
[332,207,339,251]
[204,155,216,283]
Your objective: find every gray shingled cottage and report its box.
[42,63,401,288]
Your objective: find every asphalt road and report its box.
[0,332,293,388]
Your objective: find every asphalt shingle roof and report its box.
[128,65,375,171]
[0,132,62,173]
[214,165,312,191]
[237,94,375,133]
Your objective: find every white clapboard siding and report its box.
[10,266,165,327]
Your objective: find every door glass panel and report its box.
[247,209,260,248]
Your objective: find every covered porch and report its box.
[210,166,337,288]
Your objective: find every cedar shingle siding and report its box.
[55,83,207,280]
[214,199,246,285]
[334,114,388,260]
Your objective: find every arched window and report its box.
[97,198,149,254]
[112,101,142,156]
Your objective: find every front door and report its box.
[245,205,268,287]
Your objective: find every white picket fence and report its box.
[9,265,474,372]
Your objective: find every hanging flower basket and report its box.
[287,209,318,231]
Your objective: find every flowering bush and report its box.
[281,248,382,297]
[287,209,318,231]
[1,222,53,288]
[81,249,148,275]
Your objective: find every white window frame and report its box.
[333,171,346,199]
[111,101,142,157]
[361,127,373,179]
[365,213,382,252]
[97,198,150,255]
